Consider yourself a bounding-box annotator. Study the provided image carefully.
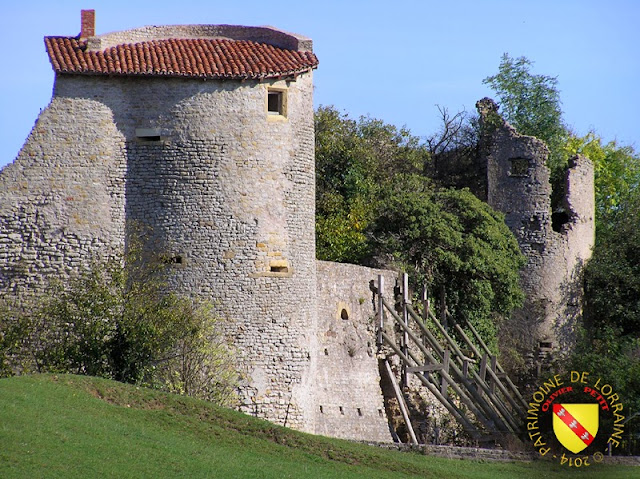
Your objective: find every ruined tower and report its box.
[477,98,595,369]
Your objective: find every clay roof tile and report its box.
[44,36,318,80]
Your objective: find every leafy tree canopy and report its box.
[565,132,640,232]
[483,54,570,208]
[315,105,427,263]
[483,54,568,165]
[315,107,525,350]
[370,174,525,348]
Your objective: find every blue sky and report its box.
[1,0,638,168]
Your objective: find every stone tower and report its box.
[477,98,595,370]
[0,11,319,430]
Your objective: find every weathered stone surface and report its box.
[477,98,595,365]
[314,261,396,441]
[0,22,404,442]
[1,19,595,444]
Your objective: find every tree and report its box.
[483,54,569,206]
[569,138,640,450]
[315,106,427,262]
[564,132,640,232]
[315,107,526,351]
[369,174,525,349]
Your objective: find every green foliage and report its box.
[315,107,525,351]
[0,249,236,405]
[576,160,640,441]
[565,133,640,232]
[583,191,640,337]
[315,106,427,262]
[483,54,569,206]
[370,175,525,349]
[569,327,640,433]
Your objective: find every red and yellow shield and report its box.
[553,403,599,453]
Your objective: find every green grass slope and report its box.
[0,375,636,478]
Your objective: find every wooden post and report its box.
[479,353,487,394]
[422,285,429,322]
[439,284,448,331]
[490,355,497,395]
[440,349,450,396]
[401,272,409,388]
[384,359,418,445]
[421,285,429,349]
[377,274,384,347]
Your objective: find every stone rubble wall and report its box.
[0,94,126,294]
[479,98,595,361]
[314,260,397,442]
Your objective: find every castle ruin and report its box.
[0,11,594,442]
[477,98,594,369]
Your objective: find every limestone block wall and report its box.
[314,261,397,442]
[1,67,317,431]
[107,71,316,430]
[0,95,126,294]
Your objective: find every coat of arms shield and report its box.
[552,403,599,454]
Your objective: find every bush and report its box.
[0,252,237,406]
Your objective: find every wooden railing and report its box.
[376,273,527,444]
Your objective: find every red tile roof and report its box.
[44,36,318,80]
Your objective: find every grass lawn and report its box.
[0,374,637,478]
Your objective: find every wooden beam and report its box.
[401,272,409,388]
[383,359,418,445]
[381,332,483,440]
[377,274,384,348]
[407,364,443,373]
[441,349,450,396]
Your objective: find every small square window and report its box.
[509,158,530,177]
[268,91,282,115]
[266,88,287,119]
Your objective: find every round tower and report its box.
[34,13,319,430]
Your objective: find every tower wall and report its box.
[1,66,317,431]
[0,94,126,294]
[479,99,595,364]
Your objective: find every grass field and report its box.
[0,374,637,478]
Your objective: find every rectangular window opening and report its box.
[268,91,283,115]
[270,265,289,273]
[135,128,162,142]
[161,254,183,265]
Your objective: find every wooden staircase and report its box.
[375,273,528,444]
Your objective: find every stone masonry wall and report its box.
[0,95,126,294]
[87,24,313,52]
[1,66,317,432]
[478,98,595,364]
[314,260,397,442]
